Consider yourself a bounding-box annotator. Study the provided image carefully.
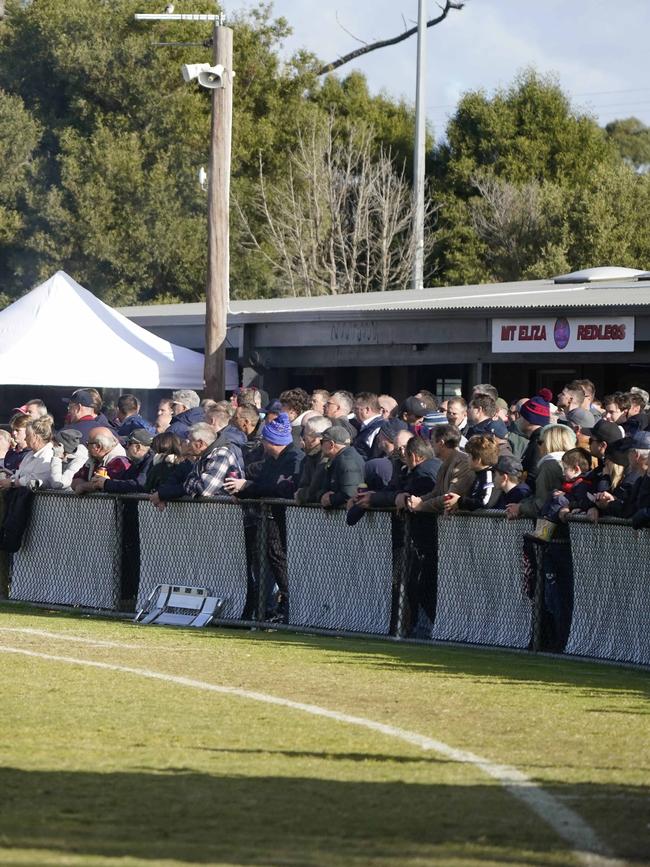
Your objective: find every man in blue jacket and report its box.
[167,390,206,440]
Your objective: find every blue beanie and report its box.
[262,411,293,446]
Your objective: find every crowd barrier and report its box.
[5,491,649,667]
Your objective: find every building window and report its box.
[435,378,463,398]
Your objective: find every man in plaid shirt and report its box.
[183,422,245,498]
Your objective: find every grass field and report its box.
[0,603,648,867]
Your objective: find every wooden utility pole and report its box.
[204,24,233,399]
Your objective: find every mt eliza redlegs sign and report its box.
[491,317,634,353]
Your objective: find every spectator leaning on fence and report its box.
[91,429,155,494]
[492,455,530,508]
[407,423,475,514]
[445,434,500,512]
[294,415,332,504]
[506,423,577,520]
[224,413,303,501]
[71,427,130,494]
[319,425,365,508]
[0,418,54,490]
[49,429,87,490]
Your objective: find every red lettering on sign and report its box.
[577,324,626,341]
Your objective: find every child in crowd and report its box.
[444,434,500,511]
[492,455,531,508]
[528,447,594,541]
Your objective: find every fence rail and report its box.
[4,491,649,667]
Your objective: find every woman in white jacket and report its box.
[48,429,88,490]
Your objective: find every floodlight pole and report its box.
[134,10,232,399]
[412,0,427,291]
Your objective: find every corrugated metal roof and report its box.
[118,275,650,321]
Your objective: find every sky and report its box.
[253,0,650,139]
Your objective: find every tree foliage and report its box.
[0,6,648,305]
[429,70,649,284]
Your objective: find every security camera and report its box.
[181,62,225,89]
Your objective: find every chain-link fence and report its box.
[11,491,122,609]
[434,511,536,648]
[3,492,649,666]
[565,515,650,666]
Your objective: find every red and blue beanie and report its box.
[262,411,293,446]
[520,396,551,427]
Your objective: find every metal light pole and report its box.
[135,10,233,398]
[412,0,427,291]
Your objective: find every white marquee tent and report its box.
[0,271,211,389]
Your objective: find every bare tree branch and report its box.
[237,116,438,296]
[317,1,464,76]
[334,11,369,47]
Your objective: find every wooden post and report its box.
[204,25,233,398]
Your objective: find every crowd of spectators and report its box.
[1,379,649,629]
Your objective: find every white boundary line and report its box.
[0,643,623,867]
[0,627,134,649]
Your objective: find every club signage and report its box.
[492,316,634,353]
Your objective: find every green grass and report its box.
[0,604,648,866]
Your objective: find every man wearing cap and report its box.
[49,429,88,490]
[400,396,428,429]
[319,426,365,508]
[593,429,650,521]
[295,415,332,504]
[71,427,130,493]
[90,429,155,494]
[62,389,104,445]
[492,455,531,508]
[352,392,385,461]
[518,395,551,492]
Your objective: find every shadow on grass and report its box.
[2,601,649,704]
[2,765,641,865]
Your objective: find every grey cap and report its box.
[322,426,352,446]
[566,408,597,431]
[127,429,154,446]
[53,428,83,454]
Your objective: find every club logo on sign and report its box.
[554,317,570,350]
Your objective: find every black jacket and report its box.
[369,456,440,509]
[238,443,304,500]
[295,451,328,504]
[325,446,366,507]
[104,452,155,494]
[353,417,384,461]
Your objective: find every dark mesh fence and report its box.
[4,492,649,666]
[136,497,252,621]
[433,511,536,648]
[283,504,396,634]
[11,492,122,609]
[566,516,650,665]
